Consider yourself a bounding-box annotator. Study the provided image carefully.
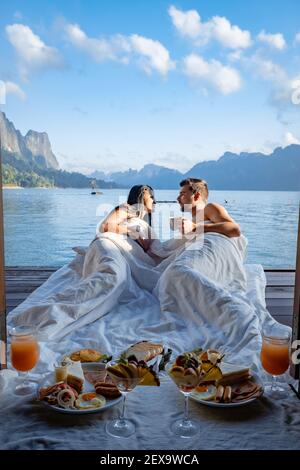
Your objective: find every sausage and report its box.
[215,385,224,402]
[224,386,232,403]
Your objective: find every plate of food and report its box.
[62,348,112,364]
[38,360,122,414]
[167,348,263,408]
[190,363,264,408]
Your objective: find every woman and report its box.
[99,185,156,252]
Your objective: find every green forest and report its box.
[2,150,117,188]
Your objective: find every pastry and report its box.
[70,349,103,363]
[94,381,121,399]
[124,341,164,362]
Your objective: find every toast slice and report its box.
[125,341,164,362]
[216,363,251,386]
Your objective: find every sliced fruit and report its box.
[199,349,221,362]
[117,363,133,378]
[127,363,139,378]
[183,367,198,378]
[137,366,148,378]
[138,369,160,386]
[170,365,184,374]
[200,363,222,382]
[106,365,126,378]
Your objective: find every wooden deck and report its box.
[4,267,295,327]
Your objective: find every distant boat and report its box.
[90,179,103,195]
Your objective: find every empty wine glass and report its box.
[105,361,141,438]
[260,325,290,398]
[10,325,40,395]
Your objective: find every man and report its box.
[156,177,248,318]
[176,178,241,238]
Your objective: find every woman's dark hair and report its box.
[127,185,156,205]
[126,185,156,225]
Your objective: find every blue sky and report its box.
[0,0,300,174]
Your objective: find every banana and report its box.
[184,367,198,378]
[117,363,133,378]
[127,363,139,379]
[106,365,125,378]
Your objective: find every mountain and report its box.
[184,146,300,190]
[106,146,300,191]
[0,112,118,188]
[2,110,299,190]
[90,170,111,181]
[24,130,59,170]
[0,112,59,170]
[108,164,183,189]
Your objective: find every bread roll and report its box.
[94,381,121,399]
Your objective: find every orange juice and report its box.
[11,335,39,372]
[261,338,289,375]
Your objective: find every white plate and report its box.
[190,374,264,408]
[42,395,122,414]
[40,363,122,414]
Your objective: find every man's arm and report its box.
[201,203,241,238]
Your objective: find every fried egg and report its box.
[75,392,106,410]
[194,384,216,401]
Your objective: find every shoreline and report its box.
[3,185,23,189]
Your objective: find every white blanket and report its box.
[7,232,289,377]
[3,232,296,451]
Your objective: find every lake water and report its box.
[3,188,300,268]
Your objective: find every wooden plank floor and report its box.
[4,267,295,327]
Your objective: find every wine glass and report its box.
[10,325,40,395]
[167,364,200,438]
[105,361,141,438]
[260,326,290,398]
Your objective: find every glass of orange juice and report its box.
[260,326,290,398]
[10,326,40,395]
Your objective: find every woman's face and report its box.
[143,187,155,213]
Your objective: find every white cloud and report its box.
[295,32,300,44]
[130,34,175,75]
[249,54,300,106]
[64,23,175,76]
[4,81,26,100]
[168,5,251,49]
[183,53,242,94]
[64,23,122,62]
[168,5,201,39]
[6,23,64,79]
[258,30,286,50]
[227,50,243,62]
[250,55,287,82]
[284,131,300,145]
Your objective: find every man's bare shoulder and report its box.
[204,202,235,223]
[205,202,225,214]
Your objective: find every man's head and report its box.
[177,178,209,212]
